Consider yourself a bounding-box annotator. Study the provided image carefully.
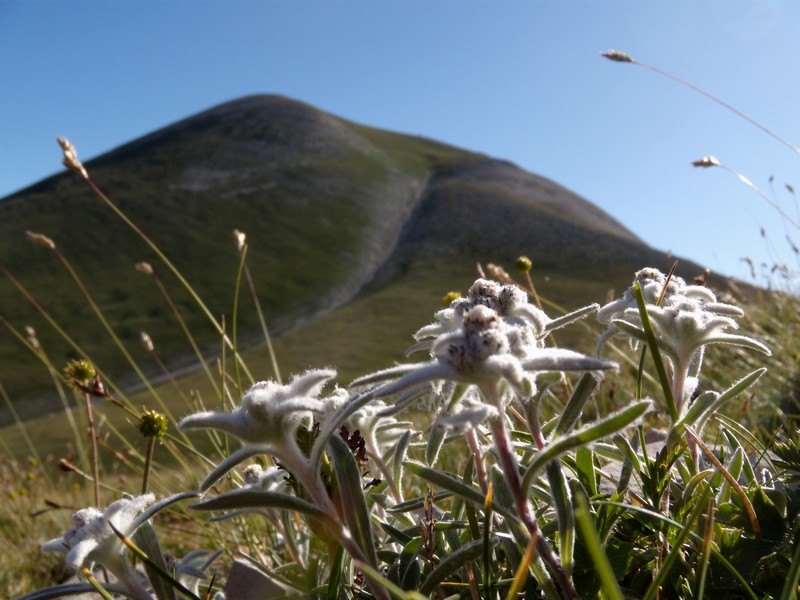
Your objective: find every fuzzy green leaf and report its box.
[329,434,379,567]
[133,521,177,600]
[426,424,447,466]
[388,491,453,514]
[554,372,600,436]
[191,489,325,518]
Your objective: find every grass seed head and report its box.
[56,137,88,179]
[134,261,154,275]
[601,49,635,63]
[25,231,56,250]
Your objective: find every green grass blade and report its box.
[326,544,345,600]
[355,561,427,600]
[780,532,800,600]
[504,536,536,600]
[483,483,494,596]
[631,282,678,422]
[15,583,131,600]
[693,368,766,431]
[572,485,624,600]
[695,498,715,600]
[598,501,760,600]
[419,538,493,596]
[642,485,712,600]
[403,462,517,521]
[80,568,117,600]
[230,241,249,394]
[388,491,453,514]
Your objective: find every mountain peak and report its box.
[0,95,693,423]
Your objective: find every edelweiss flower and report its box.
[354,279,615,408]
[42,493,155,572]
[598,268,769,368]
[318,388,409,499]
[241,464,288,490]
[411,279,553,350]
[179,368,337,491]
[320,389,406,449]
[42,494,156,598]
[597,267,770,410]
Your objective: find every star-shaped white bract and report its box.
[179,368,337,491]
[434,389,500,431]
[354,279,615,409]
[42,493,155,574]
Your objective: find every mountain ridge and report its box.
[0,94,707,424]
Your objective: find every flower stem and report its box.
[466,429,488,495]
[83,391,101,506]
[278,442,390,599]
[483,384,577,599]
[525,398,547,450]
[141,437,155,494]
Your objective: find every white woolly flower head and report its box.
[319,387,407,453]
[241,464,288,490]
[596,268,717,325]
[411,279,554,353]
[179,368,339,491]
[354,279,614,410]
[42,493,155,572]
[179,368,336,446]
[597,267,770,375]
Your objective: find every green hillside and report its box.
[0,95,708,425]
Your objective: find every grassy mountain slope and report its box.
[0,94,706,424]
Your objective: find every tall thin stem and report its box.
[603,50,800,155]
[141,437,155,494]
[83,390,101,506]
[243,259,282,384]
[466,429,488,495]
[482,383,577,599]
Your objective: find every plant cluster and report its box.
[13,170,798,597]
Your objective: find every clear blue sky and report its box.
[2,0,799,286]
